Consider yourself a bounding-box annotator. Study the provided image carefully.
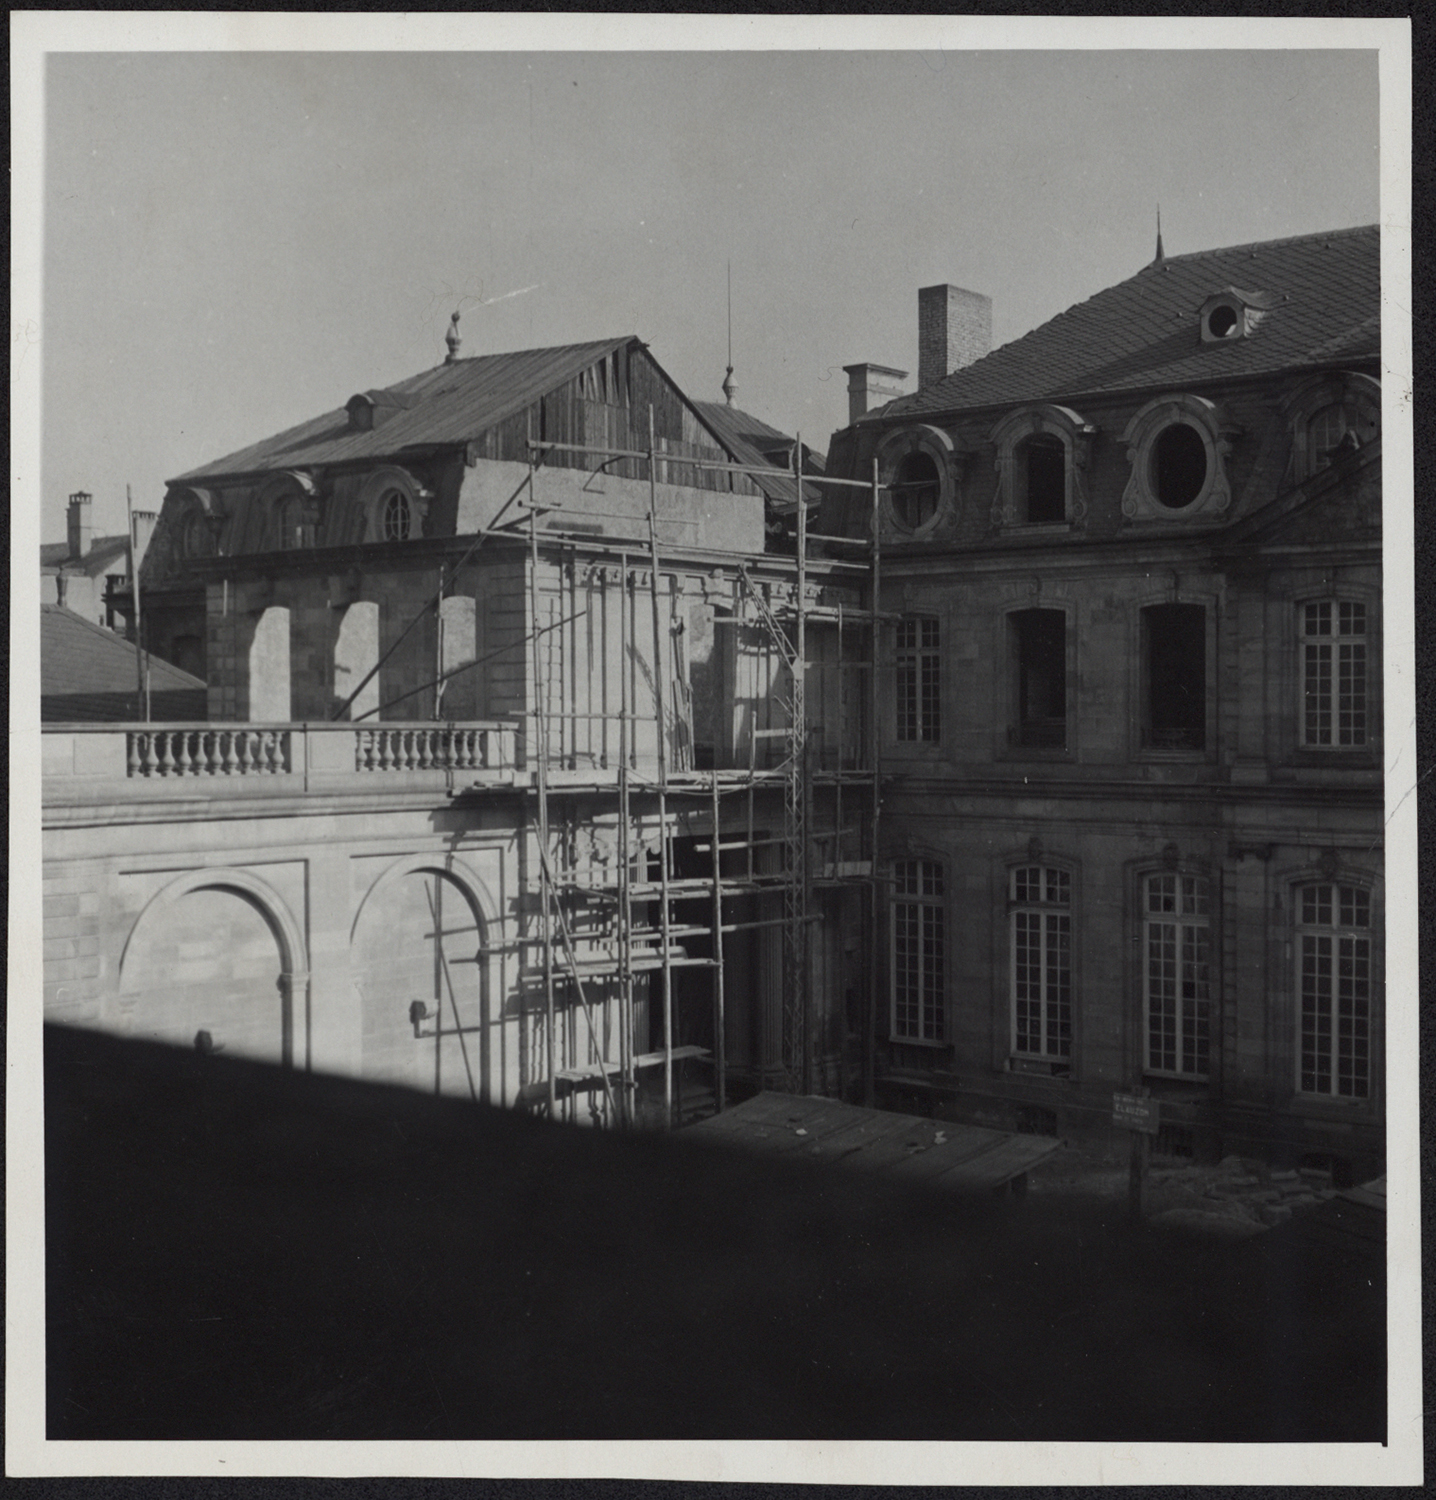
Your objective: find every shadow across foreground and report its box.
[45,1024,1384,1441]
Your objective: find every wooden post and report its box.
[864,455,881,1107]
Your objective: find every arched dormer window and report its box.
[1120,394,1237,521]
[990,405,1094,528]
[357,465,430,546]
[876,425,958,538]
[254,471,320,552]
[1282,372,1380,483]
[168,486,225,563]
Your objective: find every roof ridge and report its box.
[1152,223,1379,266]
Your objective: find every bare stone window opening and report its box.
[1150,423,1208,509]
[1143,604,1206,750]
[892,451,940,529]
[381,489,413,542]
[1011,609,1066,750]
[1206,305,1239,339]
[1020,435,1065,523]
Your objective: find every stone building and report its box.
[43,328,878,1123]
[819,226,1383,1179]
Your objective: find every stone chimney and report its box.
[843,363,909,425]
[67,490,93,559]
[131,510,158,572]
[918,284,992,389]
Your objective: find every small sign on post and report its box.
[1112,1092,1160,1135]
[1113,1090,1160,1224]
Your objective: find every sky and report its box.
[36,39,1381,545]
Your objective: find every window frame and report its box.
[876,426,958,540]
[989,404,1093,531]
[1294,880,1375,1102]
[1120,394,1236,522]
[1006,605,1070,756]
[1298,598,1371,751]
[894,615,942,745]
[1008,863,1074,1065]
[890,857,947,1046]
[1141,870,1214,1081]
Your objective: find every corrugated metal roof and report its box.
[873,225,1380,422]
[173,337,637,482]
[685,1091,1062,1193]
[41,604,206,721]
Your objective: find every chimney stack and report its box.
[66,490,93,559]
[918,284,992,389]
[843,363,909,425]
[131,510,158,573]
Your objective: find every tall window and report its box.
[1011,609,1066,749]
[1143,604,1206,750]
[381,488,414,542]
[1010,865,1071,1059]
[1301,601,1368,747]
[891,452,940,530]
[1144,873,1211,1078]
[896,618,940,743]
[1297,883,1372,1099]
[892,860,945,1043]
[1306,403,1349,471]
[1019,435,1066,523]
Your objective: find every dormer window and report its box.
[381,488,413,541]
[1121,394,1236,521]
[346,388,418,433]
[1283,372,1380,483]
[1197,286,1277,344]
[989,405,1094,529]
[357,465,430,545]
[892,452,940,528]
[877,426,958,537]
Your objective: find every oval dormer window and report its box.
[1206,304,1240,340]
[892,451,940,529]
[1150,423,1209,510]
[381,488,413,542]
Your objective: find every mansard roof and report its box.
[173,337,636,483]
[873,225,1379,422]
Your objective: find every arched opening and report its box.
[333,601,380,721]
[891,451,940,529]
[1150,424,1208,510]
[118,884,291,1064]
[1019,434,1066,523]
[352,868,490,1101]
[249,606,291,722]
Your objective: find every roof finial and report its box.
[1154,206,1166,265]
[444,310,462,364]
[722,260,737,407]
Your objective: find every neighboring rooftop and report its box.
[41,604,206,722]
[40,535,130,576]
[175,337,637,482]
[872,225,1380,421]
[691,400,825,509]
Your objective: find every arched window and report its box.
[989,405,1094,529]
[892,859,945,1043]
[381,488,413,542]
[1143,873,1211,1078]
[1010,865,1071,1060]
[1296,882,1372,1099]
[891,451,940,529]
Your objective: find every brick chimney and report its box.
[131,510,158,573]
[918,285,992,389]
[67,490,93,559]
[843,363,909,424]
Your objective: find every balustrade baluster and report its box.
[127,733,141,778]
[219,730,236,775]
[378,728,393,771]
[175,732,192,776]
[156,733,174,777]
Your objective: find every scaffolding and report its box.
[451,409,885,1127]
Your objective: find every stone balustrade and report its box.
[42,720,521,796]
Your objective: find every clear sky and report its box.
[38,42,1380,543]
